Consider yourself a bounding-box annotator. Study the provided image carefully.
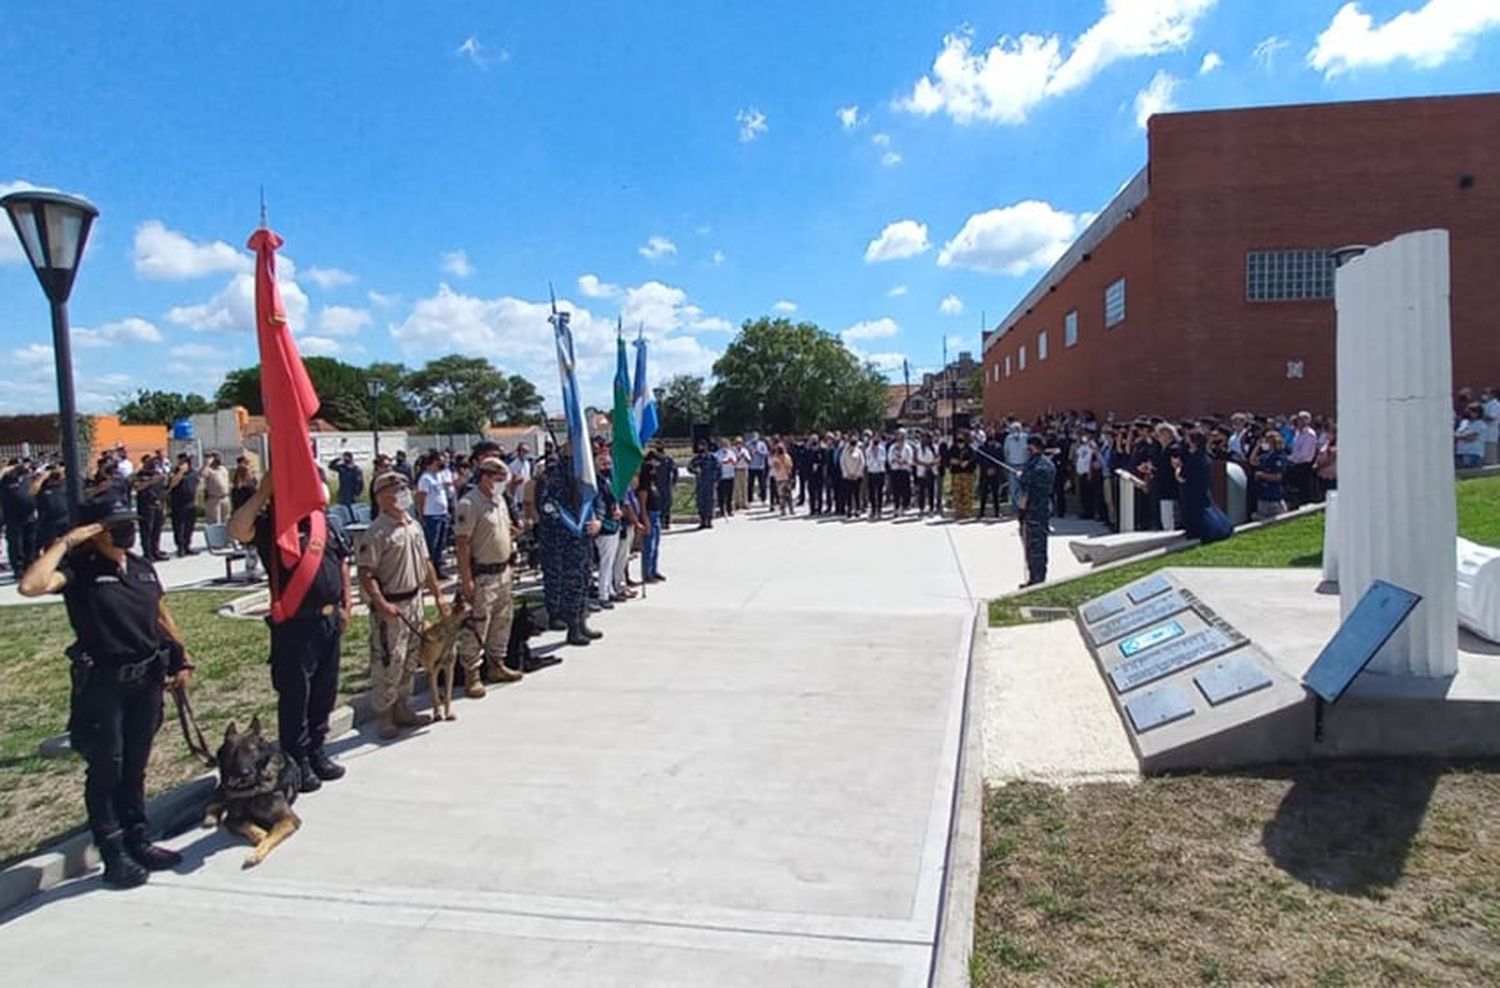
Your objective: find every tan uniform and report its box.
[355,511,429,713]
[201,465,231,525]
[453,485,515,674]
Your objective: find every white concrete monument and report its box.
[1334,230,1458,677]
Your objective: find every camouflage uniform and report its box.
[1020,451,1057,584]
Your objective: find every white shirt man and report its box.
[1483,390,1500,465]
[1074,438,1098,478]
[865,438,886,474]
[839,442,866,480]
[114,446,135,480]
[716,445,736,480]
[888,435,914,472]
[1003,425,1029,468]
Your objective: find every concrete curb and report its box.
[0,696,368,919]
[929,603,988,988]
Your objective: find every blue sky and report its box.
[3,1,1497,414]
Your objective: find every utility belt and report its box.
[67,644,163,689]
[384,588,420,603]
[473,561,509,576]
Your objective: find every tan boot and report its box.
[464,667,487,699]
[483,657,523,683]
[392,699,433,729]
[377,710,400,741]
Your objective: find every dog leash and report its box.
[172,685,218,768]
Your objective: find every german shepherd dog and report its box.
[418,596,471,722]
[202,716,300,868]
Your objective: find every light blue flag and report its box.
[632,327,659,444]
[549,303,597,534]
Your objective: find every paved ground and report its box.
[0,505,1100,986]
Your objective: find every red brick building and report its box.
[981,93,1500,423]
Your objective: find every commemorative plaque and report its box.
[1303,579,1422,703]
[1081,594,1127,625]
[1126,573,1173,605]
[1118,620,1185,658]
[1109,626,1241,693]
[1194,654,1275,706]
[1123,683,1195,733]
[1085,590,1191,646]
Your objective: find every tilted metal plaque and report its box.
[1127,574,1173,605]
[1085,590,1190,646]
[1118,620,1185,658]
[1081,594,1127,625]
[1194,653,1274,706]
[1303,579,1422,703]
[1109,626,1241,693]
[1123,683,1195,733]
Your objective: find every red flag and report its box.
[249,227,326,567]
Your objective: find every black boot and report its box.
[124,825,182,871]
[98,832,149,889]
[307,746,346,781]
[581,618,604,641]
[547,616,568,631]
[566,620,593,646]
[296,757,323,793]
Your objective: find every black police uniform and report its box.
[253,512,349,777]
[35,476,68,550]
[134,465,167,559]
[169,466,199,556]
[2,470,38,574]
[58,510,189,884]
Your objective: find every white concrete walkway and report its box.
[0,505,1098,987]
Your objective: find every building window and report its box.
[1038,330,1049,361]
[1004,355,1011,378]
[1105,278,1126,328]
[1246,249,1335,301]
[1019,345,1028,371]
[1065,310,1078,347]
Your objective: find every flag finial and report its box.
[259,186,268,228]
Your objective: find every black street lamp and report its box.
[366,377,383,458]
[2,190,99,524]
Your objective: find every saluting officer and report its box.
[1017,434,1057,588]
[228,470,352,793]
[454,456,526,692]
[356,471,449,740]
[19,498,193,888]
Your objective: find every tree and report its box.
[708,317,889,434]
[214,356,417,427]
[501,373,545,425]
[405,355,509,434]
[658,374,709,435]
[117,389,214,426]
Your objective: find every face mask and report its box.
[395,490,414,512]
[1260,442,1271,451]
[109,522,137,551]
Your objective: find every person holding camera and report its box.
[19,498,193,888]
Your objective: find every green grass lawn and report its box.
[0,591,372,865]
[990,475,1500,627]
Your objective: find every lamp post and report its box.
[366,377,383,458]
[2,190,99,524]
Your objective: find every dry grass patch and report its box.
[974,763,1500,986]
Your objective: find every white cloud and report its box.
[1252,34,1290,69]
[638,235,678,261]
[72,317,163,348]
[577,273,621,298]
[896,1,1215,125]
[847,348,908,377]
[455,35,507,67]
[1199,50,1223,73]
[882,151,904,167]
[887,284,909,297]
[389,284,723,407]
[622,280,733,334]
[1134,70,1182,129]
[837,105,863,129]
[938,200,1089,275]
[710,249,727,266]
[1308,0,1500,77]
[296,336,344,357]
[841,317,901,342]
[939,294,965,315]
[318,305,371,336]
[440,249,474,278]
[864,220,931,263]
[772,300,798,313]
[131,220,250,280]
[168,342,229,361]
[736,107,768,142]
[304,266,356,289]
[871,132,892,147]
[166,263,310,334]
[368,289,398,308]
[12,343,54,367]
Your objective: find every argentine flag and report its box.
[632,329,659,444]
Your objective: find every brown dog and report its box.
[418,597,471,722]
[201,716,301,868]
